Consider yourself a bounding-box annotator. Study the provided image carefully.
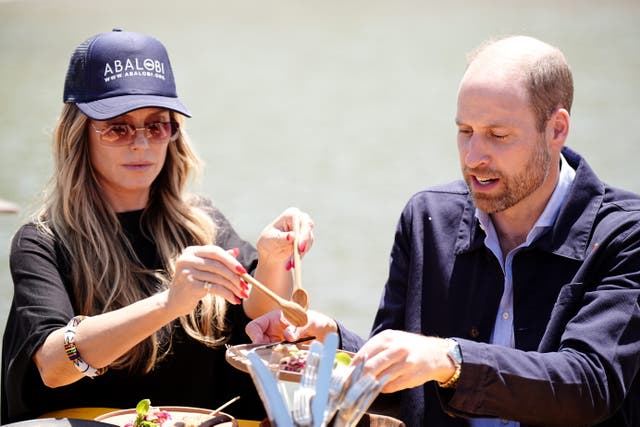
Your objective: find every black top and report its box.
[1,202,266,423]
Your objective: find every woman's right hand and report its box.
[168,245,250,315]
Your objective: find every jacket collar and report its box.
[455,146,604,261]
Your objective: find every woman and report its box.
[1,29,313,423]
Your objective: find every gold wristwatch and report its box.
[438,338,462,388]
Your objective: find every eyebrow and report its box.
[107,111,170,123]
[454,118,511,129]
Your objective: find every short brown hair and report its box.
[467,36,574,132]
[526,51,574,132]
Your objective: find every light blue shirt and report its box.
[470,155,575,427]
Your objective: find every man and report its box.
[246,35,640,426]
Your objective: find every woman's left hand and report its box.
[256,207,314,269]
[243,207,314,318]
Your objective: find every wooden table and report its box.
[39,407,260,427]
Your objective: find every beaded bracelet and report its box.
[64,315,108,378]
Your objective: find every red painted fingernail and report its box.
[235,265,247,275]
[285,259,293,271]
[299,240,307,253]
[234,296,242,304]
[231,247,240,257]
[286,233,292,242]
[241,289,250,299]
[240,279,249,291]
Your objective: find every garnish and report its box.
[275,344,353,374]
[334,351,352,367]
[124,399,172,427]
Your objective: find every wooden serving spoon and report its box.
[240,273,308,327]
[290,218,310,310]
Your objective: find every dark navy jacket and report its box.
[341,147,640,426]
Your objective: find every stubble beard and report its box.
[465,137,551,214]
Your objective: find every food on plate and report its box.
[272,343,353,374]
[177,414,234,427]
[125,399,171,427]
[124,399,232,427]
[274,344,308,372]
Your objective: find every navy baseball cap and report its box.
[63,29,191,120]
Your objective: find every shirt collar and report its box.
[477,153,576,249]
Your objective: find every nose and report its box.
[460,134,489,169]
[130,128,151,149]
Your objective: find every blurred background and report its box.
[1,0,639,341]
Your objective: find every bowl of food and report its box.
[94,399,237,427]
[225,340,354,382]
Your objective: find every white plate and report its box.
[94,407,237,427]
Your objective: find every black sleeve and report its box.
[2,223,75,423]
[211,209,259,275]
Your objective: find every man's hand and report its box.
[354,330,456,393]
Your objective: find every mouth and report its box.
[469,174,500,192]
[123,162,153,170]
[474,176,498,186]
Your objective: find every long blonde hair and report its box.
[36,104,229,373]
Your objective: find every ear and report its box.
[547,108,570,149]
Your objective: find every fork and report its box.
[292,341,321,426]
[292,386,314,426]
[325,354,366,425]
[332,374,376,427]
[323,362,353,424]
[333,372,390,427]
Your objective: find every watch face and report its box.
[439,339,462,388]
[448,339,462,364]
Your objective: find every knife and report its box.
[312,332,338,427]
[246,351,293,427]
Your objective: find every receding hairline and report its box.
[465,35,566,69]
[461,34,574,131]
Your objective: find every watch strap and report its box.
[438,338,462,388]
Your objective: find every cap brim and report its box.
[76,94,191,120]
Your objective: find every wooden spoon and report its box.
[240,273,308,327]
[193,396,241,427]
[290,218,310,309]
[210,395,241,415]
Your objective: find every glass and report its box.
[91,121,180,146]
